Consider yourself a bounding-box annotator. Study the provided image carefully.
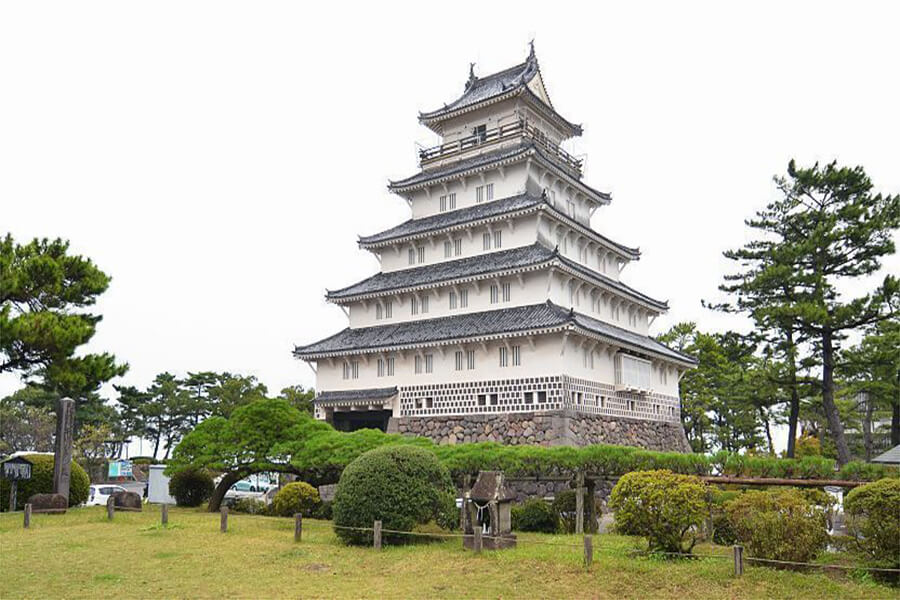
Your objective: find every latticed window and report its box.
[444,241,452,258]
[414,355,423,374]
[376,304,383,320]
[486,183,494,201]
[417,247,425,263]
[493,230,502,248]
[454,238,462,256]
[387,357,395,376]
[459,289,468,308]
[449,291,457,309]
[490,284,499,304]
[384,301,392,318]
[499,346,508,367]
[502,282,510,302]
[512,345,521,366]
[454,351,463,371]
[411,296,418,315]
[377,358,385,377]
[439,195,447,212]
[343,361,358,379]
[466,350,475,370]
[476,186,484,203]
[421,296,429,313]
[408,248,415,265]
[425,354,433,373]
[483,233,491,251]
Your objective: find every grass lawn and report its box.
[0,506,893,599]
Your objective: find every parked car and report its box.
[86,484,128,506]
[223,480,268,502]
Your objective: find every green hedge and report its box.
[169,467,214,507]
[844,478,900,571]
[511,498,559,533]
[271,481,320,517]
[0,454,90,510]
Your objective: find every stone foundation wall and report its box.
[388,409,690,453]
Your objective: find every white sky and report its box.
[2,2,898,453]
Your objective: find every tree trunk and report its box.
[208,471,243,512]
[892,398,899,447]
[759,407,774,455]
[785,328,801,458]
[821,330,852,466]
[863,394,874,462]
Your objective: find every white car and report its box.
[86,484,128,506]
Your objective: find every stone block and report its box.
[111,491,143,511]
[28,493,67,513]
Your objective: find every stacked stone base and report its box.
[387,409,691,453]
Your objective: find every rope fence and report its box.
[15,503,900,577]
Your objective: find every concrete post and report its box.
[52,398,76,502]
[473,524,483,554]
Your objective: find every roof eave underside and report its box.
[387,146,610,205]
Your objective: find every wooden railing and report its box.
[419,120,583,176]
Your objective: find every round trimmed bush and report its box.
[0,454,89,510]
[844,478,900,571]
[232,497,268,515]
[271,481,320,517]
[169,467,214,507]
[725,488,829,564]
[609,469,707,554]
[332,445,456,545]
[511,498,559,533]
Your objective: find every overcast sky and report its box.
[2,2,898,452]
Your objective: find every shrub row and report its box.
[0,454,90,510]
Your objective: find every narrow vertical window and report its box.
[351,361,358,379]
[486,183,494,201]
[377,358,385,377]
[501,282,510,302]
[414,355,422,374]
[459,289,468,308]
[490,284,499,304]
[421,296,429,313]
[493,230,502,248]
[454,351,463,371]
[425,354,433,373]
[512,345,521,366]
[384,301,392,318]
[476,186,484,203]
[376,304,383,320]
[387,357,395,376]
[466,350,475,370]
[449,193,456,210]
[342,363,350,380]
[483,233,491,251]
[411,296,418,315]
[408,248,415,265]
[449,291,457,309]
[499,346,508,367]
[439,195,447,212]
[444,241,452,258]
[454,238,462,256]
[567,200,576,218]
[417,247,425,263]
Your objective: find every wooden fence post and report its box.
[294,513,302,542]
[8,480,17,513]
[220,506,228,533]
[106,497,115,520]
[373,520,382,550]
[733,545,744,576]
[473,524,483,554]
[23,503,31,529]
[161,503,168,525]
[584,535,593,570]
[575,471,585,535]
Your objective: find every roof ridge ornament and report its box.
[465,62,478,90]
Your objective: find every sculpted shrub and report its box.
[725,488,829,564]
[843,478,900,570]
[511,498,559,533]
[609,470,707,553]
[271,481,320,517]
[332,445,456,545]
[169,467,214,507]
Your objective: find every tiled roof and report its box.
[871,445,900,464]
[327,244,552,300]
[315,387,398,405]
[327,242,666,310]
[358,193,543,245]
[294,301,697,366]
[358,192,639,258]
[388,141,610,203]
[419,59,539,120]
[417,48,581,137]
